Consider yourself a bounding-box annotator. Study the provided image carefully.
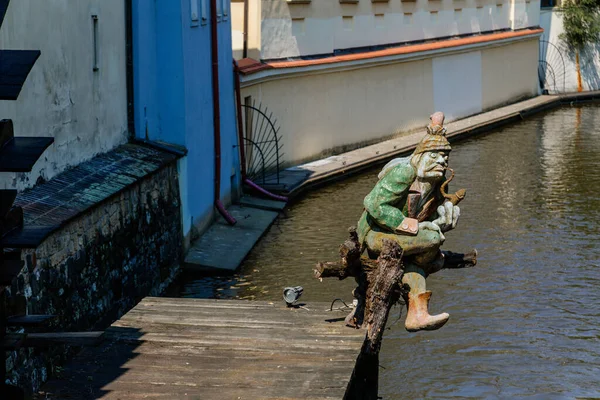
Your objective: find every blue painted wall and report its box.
[132,0,240,241]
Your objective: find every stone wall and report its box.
[3,163,182,393]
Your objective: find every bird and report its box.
[283,286,303,306]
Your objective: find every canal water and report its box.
[176,105,600,398]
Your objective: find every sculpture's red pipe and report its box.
[233,61,288,203]
[211,0,236,225]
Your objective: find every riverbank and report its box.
[273,90,600,198]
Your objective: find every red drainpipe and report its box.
[233,60,288,203]
[211,0,236,225]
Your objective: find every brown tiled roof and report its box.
[242,28,544,75]
[237,58,273,75]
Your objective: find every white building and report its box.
[233,0,542,167]
[0,0,128,190]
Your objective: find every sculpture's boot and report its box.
[402,268,449,332]
[405,291,449,332]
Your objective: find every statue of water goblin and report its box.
[357,111,463,332]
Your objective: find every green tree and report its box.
[560,0,600,91]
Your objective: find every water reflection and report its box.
[177,105,600,398]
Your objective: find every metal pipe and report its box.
[243,0,249,58]
[125,0,135,139]
[211,0,236,225]
[233,60,247,179]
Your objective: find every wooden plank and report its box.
[0,189,17,218]
[0,136,54,172]
[6,314,56,327]
[0,119,14,149]
[43,382,344,400]
[119,307,346,325]
[139,297,279,308]
[0,50,41,100]
[38,299,365,400]
[0,0,9,29]
[109,321,360,339]
[23,332,104,347]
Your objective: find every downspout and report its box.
[125,0,135,139]
[211,0,237,225]
[243,0,248,58]
[233,60,288,202]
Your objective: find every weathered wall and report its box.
[539,9,600,93]
[0,0,128,190]
[3,164,182,393]
[245,0,541,60]
[241,37,539,166]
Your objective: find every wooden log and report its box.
[314,227,362,281]
[6,314,56,327]
[316,248,477,280]
[344,239,404,400]
[442,249,477,269]
[314,261,350,280]
[2,331,104,350]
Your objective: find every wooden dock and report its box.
[39,297,365,399]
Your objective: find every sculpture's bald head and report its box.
[430,112,445,126]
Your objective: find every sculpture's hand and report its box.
[419,221,445,243]
[433,201,460,233]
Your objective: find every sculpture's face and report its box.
[416,150,449,180]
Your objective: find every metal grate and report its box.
[242,102,284,185]
[539,39,567,94]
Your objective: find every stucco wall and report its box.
[539,9,600,93]
[133,0,240,245]
[255,0,540,60]
[481,38,539,109]
[241,38,539,166]
[0,0,128,190]
[242,58,434,164]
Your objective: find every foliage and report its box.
[560,0,600,48]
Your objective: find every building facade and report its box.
[1,0,241,392]
[233,0,542,167]
[133,0,241,246]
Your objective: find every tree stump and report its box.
[315,228,477,398]
[343,239,404,400]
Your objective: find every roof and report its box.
[238,28,544,75]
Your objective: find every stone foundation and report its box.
[3,163,182,393]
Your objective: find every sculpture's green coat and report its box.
[357,160,416,245]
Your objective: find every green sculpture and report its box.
[357,112,461,332]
